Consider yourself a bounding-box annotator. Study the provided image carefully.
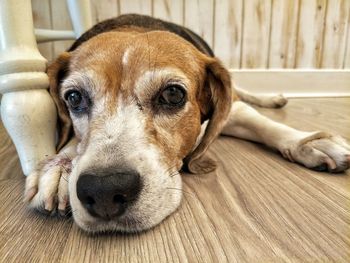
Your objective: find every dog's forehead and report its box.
[70,31,204,74]
[66,31,206,104]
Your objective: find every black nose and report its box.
[76,169,142,220]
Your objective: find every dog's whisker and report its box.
[61,175,68,182]
[167,167,180,177]
[166,170,179,178]
[64,207,80,219]
[164,167,173,174]
[61,166,68,173]
[69,209,78,214]
[164,165,178,174]
[166,187,193,196]
[63,152,72,162]
[169,171,179,178]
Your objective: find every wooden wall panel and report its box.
[214,0,243,68]
[32,0,53,62]
[91,0,119,24]
[153,0,184,25]
[184,0,214,48]
[322,0,350,68]
[50,0,75,60]
[268,0,299,68]
[31,0,350,69]
[119,0,152,16]
[344,15,350,68]
[295,0,327,68]
[241,0,272,68]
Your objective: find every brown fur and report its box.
[184,58,233,173]
[47,52,72,150]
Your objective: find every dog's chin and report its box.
[72,203,181,234]
[72,193,182,234]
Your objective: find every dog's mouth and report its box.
[72,208,157,233]
[71,192,182,233]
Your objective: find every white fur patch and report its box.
[68,95,183,233]
[134,68,189,97]
[122,48,132,66]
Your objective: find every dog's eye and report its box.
[158,85,186,107]
[64,90,89,113]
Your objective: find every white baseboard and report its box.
[229,70,350,98]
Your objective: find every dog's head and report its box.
[48,31,232,233]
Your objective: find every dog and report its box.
[24,14,350,233]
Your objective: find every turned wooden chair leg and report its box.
[67,0,93,37]
[0,0,57,176]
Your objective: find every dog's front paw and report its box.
[282,132,350,173]
[24,155,72,216]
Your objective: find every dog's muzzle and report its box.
[76,168,142,220]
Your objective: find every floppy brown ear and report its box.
[47,52,72,151]
[184,57,232,174]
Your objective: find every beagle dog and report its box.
[24,14,350,233]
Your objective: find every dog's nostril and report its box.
[86,196,95,205]
[113,194,126,204]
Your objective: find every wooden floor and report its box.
[0,98,349,262]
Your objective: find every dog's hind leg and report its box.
[221,101,350,173]
[235,87,288,108]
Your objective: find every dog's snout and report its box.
[76,169,142,220]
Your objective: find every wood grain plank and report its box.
[241,0,272,68]
[0,180,72,262]
[30,0,350,69]
[295,0,327,68]
[184,0,214,49]
[268,0,300,68]
[50,0,75,59]
[91,0,119,24]
[32,0,53,62]
[119,0,152,16]
[322,0,350,68]
[213,0,243,68]
[343,5,350,68]
[153,0,184,25]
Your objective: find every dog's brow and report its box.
[61,72,96,92]
[134,68,189,95]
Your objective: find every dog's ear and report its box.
[184,57,232,174]
[47,52,72,151]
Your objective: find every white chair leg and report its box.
[67,0,93,37]
[0,0,57,176]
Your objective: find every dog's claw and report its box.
[325,157,337,171]
[58,195,69,214]
[44,196,54,212]
[24,187,38,203]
